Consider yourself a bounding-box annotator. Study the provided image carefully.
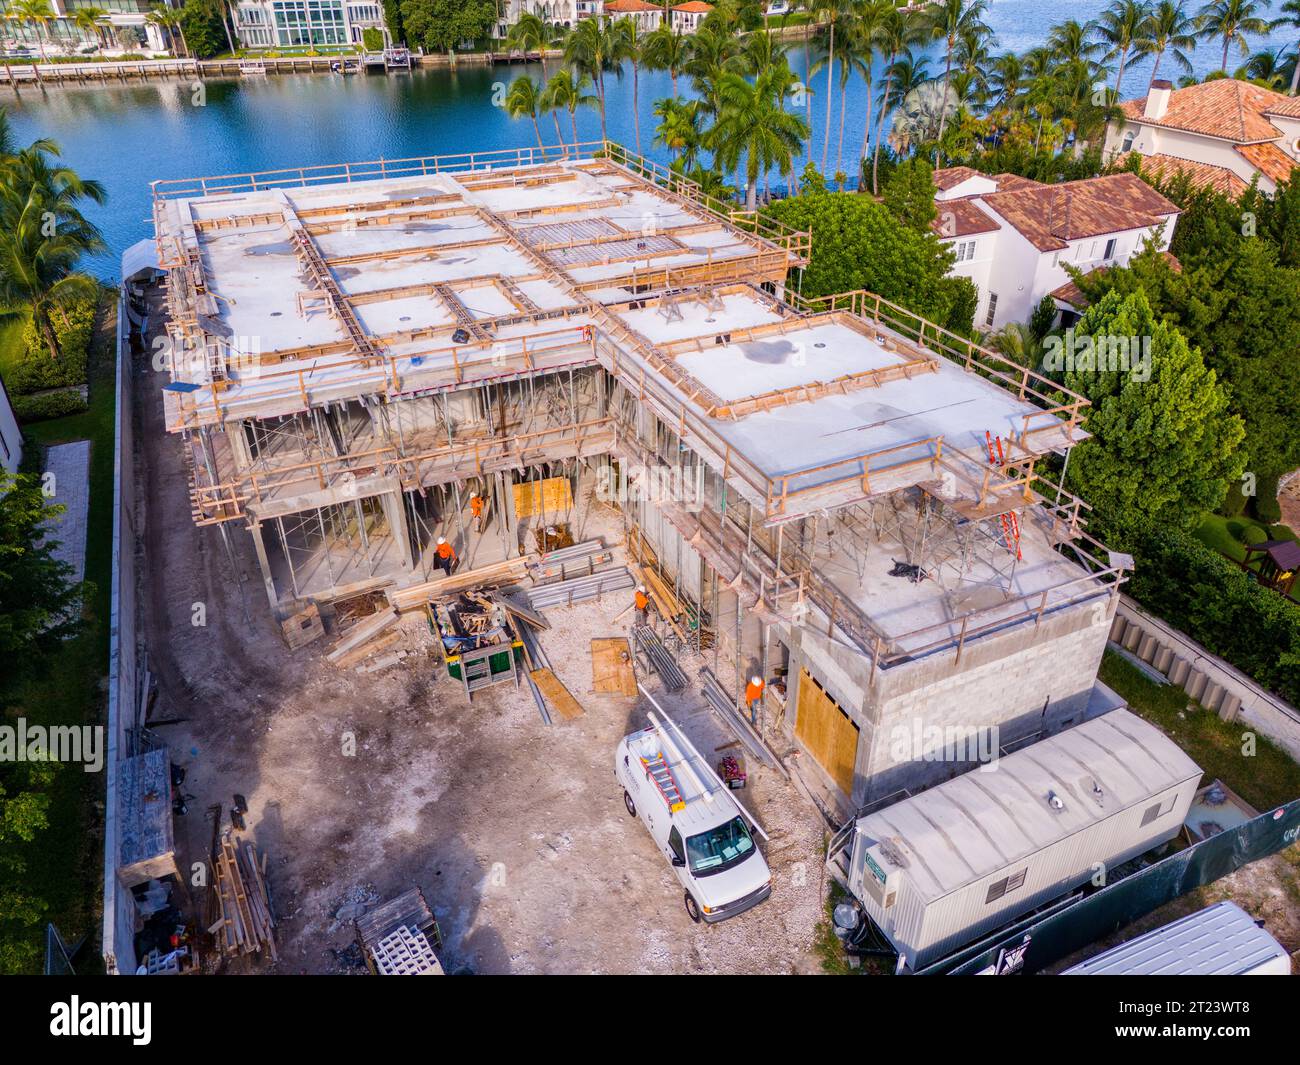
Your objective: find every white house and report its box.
[670,1,712,32]
[494,0,589,39]
[601,0,663,32]
[0,373,22,476]
[930,167,1181,331]
[235,0,390,49]
[1103,79,1300,196]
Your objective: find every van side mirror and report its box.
[671,855,685,868]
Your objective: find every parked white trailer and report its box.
[844,709,1202,970]
[1062,901,1292,975]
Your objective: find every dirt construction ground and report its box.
[132,356,828,975]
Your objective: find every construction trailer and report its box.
[831,709,1203,971]
[147,141,1127,808]
[1062,901,1291,976]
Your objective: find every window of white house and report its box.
[1121,131,1135,152]
[953,240,977,262]
[985,293,998,327]
[1104,237,1117,260]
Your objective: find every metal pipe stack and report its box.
[633,623,688,691]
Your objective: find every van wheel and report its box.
[623,790,636,817]
[684,892,702,924]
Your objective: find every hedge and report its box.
[11,390,88,423]
[6,298,96,396]
[1125,522,1300,706]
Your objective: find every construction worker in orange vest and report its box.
[634,585,650,626]
[469,492,485,532]
[435,536,457,577]
[745,676,765,721]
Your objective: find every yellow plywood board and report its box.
[531,667,584,720]
[793,668,859,797]
[513,477,573,519]
[591,638,636,696]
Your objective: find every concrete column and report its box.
[383,489,413,572]
[249,522,280,612]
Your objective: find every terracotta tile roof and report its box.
[982,173,1180,252]
[1262,96,1300,119]
[1119,79,1287,143]
[990,173,1045,193]
[672,1,713,9]
[604,0,662,10]
[932,165,983,191]
[1235,142,1298,185]
[1050,252,1181,309]
[931,197,1000,238]
[1119,151,1250,198]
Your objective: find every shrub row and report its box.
[1125,522,1300,707]
[6,298,96,396]
[11,389,88,422]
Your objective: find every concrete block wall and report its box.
[783,594,1115,810]
[1110,596,1300,762]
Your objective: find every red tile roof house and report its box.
[1103,79,1300,196]
[929,168,1181,331]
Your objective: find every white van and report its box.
[615,709,772,924]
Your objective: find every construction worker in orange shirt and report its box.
[634,585,650,626]
[744,676,765,723]
[469,492,485,532]
[435,536,457,577]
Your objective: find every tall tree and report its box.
[1195,0,1271,71]
[641,23,690,99]
[563,16,617,141]
[871,6,924,194]
[925,0,990,151]
[1271,0,1300,92]
[506,13,564,142]
[541,68,598,146]
[1060,288,1245,538]
[1099,0,1154,95]
[609,16,645,155]
[0,144,105,362]
[707,66,809,209]
[9,0,54,62]
[504,75,548,150]
[810,0,852,173]
[1138,0,1199,88]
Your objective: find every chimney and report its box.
[1145,81,1173,121]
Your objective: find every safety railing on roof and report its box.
[148,139,811,265]
[787,288,1090,453]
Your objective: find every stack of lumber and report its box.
[326,607,400,669]
[209,829,277,961]
[388,555,536,612]
[632,561,688,642]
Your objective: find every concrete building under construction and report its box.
[148,142,1127,814]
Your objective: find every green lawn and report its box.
[1099,651,1300,813]
[1,295,116,974]
[0,308,28,384]
[1194,512,1299,565]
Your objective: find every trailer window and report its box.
[686,817,755,876]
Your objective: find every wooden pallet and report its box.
[591,638,636,696]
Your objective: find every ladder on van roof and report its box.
[641,751,687,812]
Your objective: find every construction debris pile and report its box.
[208,827,277,963]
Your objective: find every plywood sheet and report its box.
[591,638,635,696]
[793,667,859,797]
[530,667,584,720]
[513,477,573,519]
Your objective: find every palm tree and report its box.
[889,77,957,156]
[1047,18,1104,64]
[542,68,598,146]
[1239,46,1289,86]
[871,7,925,194]
[654,97,704,168]
[810,0,853,173]
[926,0,990,150]
[1271,0,1300,92]
[988,51,1025,110]
[684,23,745,120]
[708,67,810,209]
[1195,0,1271,72]
[0,144,105,362]
[1139,1,1199,88]
[504,75,548,150]
[563,16,616,141]
[1098,0,1153,96]
[71,7,109,50]
[506,13,564,143]
[641,23,690,99]
[609,17,645,155]
[146,9,187,59]
[846,1,888,180]
[9,0,55,62]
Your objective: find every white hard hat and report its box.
[637,585,646,592]
[437,536,446,545]
[750,676,763,686]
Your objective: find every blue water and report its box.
[3,1,1288,278]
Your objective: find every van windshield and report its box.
[686,817,755,876]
